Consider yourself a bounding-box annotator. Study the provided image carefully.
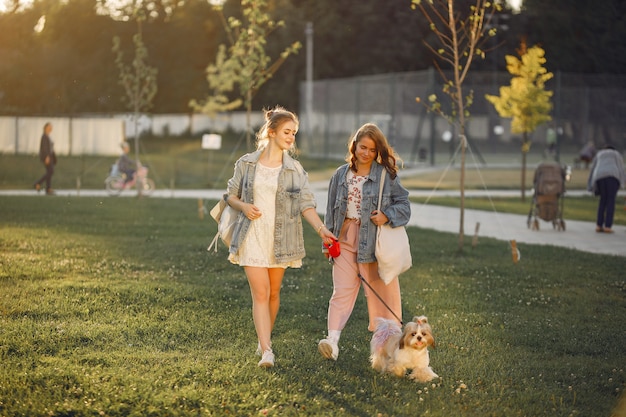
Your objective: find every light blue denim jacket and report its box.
[325,162,411,264]
[226,150,316,263]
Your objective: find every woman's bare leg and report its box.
[244,266,285,353]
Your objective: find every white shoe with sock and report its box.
[318,330,340,361]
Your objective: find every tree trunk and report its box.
[521,133,528,202]
[448,0,466,253]
[455,82,466,252]
[521,151,527,201]
[459,132,466,251]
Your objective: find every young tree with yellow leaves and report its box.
[485,43,553,201]
[190,0,301,150]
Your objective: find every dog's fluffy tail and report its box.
[370,318,402,352]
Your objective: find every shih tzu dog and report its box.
[370,315,439,382]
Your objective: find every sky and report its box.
[1,0,523,14]
[0,0,43,12]
[0,0,138,19]
[0,0,122,13]
[509,0,521,12]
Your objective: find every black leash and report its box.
[358,273,404,325]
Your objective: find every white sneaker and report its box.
[318,338,339,361]
[258,350,274,368]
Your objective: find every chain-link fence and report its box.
[298,69,626,165]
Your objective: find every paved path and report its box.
[311,186,626,258]
[1,187,624,257]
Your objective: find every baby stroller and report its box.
[527,161,567,231]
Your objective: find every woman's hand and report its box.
[243,203,262,220]
[370,210,389,226]
[320,227,337,246]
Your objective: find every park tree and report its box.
[190,0,301,150]
[485,43,553,201]
[2,0,624,117]
[112,14,158,194]
[411,0,501,252]
[0,3,41,114]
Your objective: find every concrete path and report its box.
[311,186,626,258]
[408,199,625,257]
[1,187,624,257]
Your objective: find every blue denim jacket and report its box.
[325,162,410,264]
[226,150,316,263]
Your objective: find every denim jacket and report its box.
[325,162,410,264]
[226,150,316,263]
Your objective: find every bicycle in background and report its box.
[105,163,155,196]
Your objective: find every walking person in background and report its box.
[544,126,557,159]
[578,141,596,168]
[224,106,337,368]
[33,122,57,195]
[587,145,626,233]
[318,123,411,361]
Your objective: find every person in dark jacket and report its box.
[33,122,57,195]
[116,141,136,183]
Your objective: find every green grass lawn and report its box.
[411,195,626,225]
[0,196,624,416]
[401,165,590,191]
[0,134,344,191]
[5,136,624,226]
[0,134,590,191]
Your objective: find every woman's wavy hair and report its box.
[256,106,299,155]
[346,123,402,179]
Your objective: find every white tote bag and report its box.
[207,198,238,252]
[375,170,412,284]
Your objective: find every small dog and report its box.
[370,315,439,382]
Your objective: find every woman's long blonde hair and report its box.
[346,123,401,179]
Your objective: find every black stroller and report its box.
[527,161,567,231]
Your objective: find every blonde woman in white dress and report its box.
[225,106,337,368]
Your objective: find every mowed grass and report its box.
[410,195,626,226]
[401,165,588,191]
[6,136,621,225]
[0,134,589,191]
[7,138,624,229]
[0,196,624,417]
[0,134,344,191]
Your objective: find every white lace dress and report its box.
[228,163,302,269]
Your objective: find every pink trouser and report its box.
[327,219,402,332]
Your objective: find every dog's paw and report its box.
[370,355,384,372]
[390,365,407,378]
[409,367,439,382]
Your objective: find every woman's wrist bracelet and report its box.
[317,224,325,235]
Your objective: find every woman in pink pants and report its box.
[318,123,410,361]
